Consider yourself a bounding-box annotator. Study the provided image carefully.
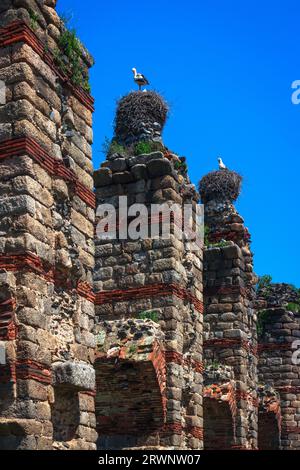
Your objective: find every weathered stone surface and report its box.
[0,195,36,217]
[52,361,95,391]
[147,159,172,177]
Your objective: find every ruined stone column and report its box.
[199,169,258,450]
[257,284,300,449]
[0,1,96,450]
[94,91,203,450]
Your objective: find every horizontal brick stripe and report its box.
[281,427,300,435]
[208,228,251,244]
[165,351,204,373]
[204,285,248,296]
[0,136,95,209]
[97,213,199,241]
[161,423,203,439]
[0,360,51,385]
[161,422,183,436]
[186,426,203,440]
[0,21,95,112]
[95,283,203,313]
[16,360,52,384]
[0,298,17,341]
[275,385,300,394]
[0,253,95,302]
[77,282,96,303]
[258,342,291,352]
[204,338,257,356]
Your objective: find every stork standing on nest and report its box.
[132,67,150,91]
[218,157,227,170]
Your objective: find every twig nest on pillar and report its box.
[199,169,242,203]
[114,91,169,145]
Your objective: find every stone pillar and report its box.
[94,91,203,450]
[257,284,300,449]
[199,169,258,450]
[0,1,96,449]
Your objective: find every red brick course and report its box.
[0,21,95,112]
[0,360,51,385]
[0,137,96,209]
[204,338,258,356]
[95,283,203,314]
[165,351,204,373]
[0,253,94,302]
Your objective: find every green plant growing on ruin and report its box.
[286,302,300,313]
[204,225,230,249]
[102,137,127,157]
[134,141,164,156]
[257,274,272,292]
[134,141,153,155]
[257,309,273,337]
[211,240,230,248]
[128,344,137,356]
[29,9,39,31]
[53,18,93,94]
[138,310,159,322]
[209,360,220,370]
[173,158,188,174]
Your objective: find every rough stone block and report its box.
[52,361,95,392]
[0,195,36,217]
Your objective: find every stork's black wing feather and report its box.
[141,74,150,85]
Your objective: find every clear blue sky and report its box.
[58,0,300,286]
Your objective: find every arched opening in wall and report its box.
[95,359,165,450]
[203,398,235,449]
[258,411,280,450]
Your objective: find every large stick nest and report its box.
[114,91,169,142]
[199,169,242,203]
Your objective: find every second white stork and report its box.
[132,68,150,90]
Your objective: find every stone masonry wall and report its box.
[94,140,203,449]
[201,179,258,450]
[0,0,96,450]
[258,307,300,449]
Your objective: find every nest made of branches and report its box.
[114,91,169,142]
[199,169,242,203]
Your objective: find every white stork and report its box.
[132,68,150,90]
[218,157,227,170]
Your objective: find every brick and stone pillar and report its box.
[257,284,300,449]
[94,91,204,450]
[0,1,96,450]
[199,169,258,450]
